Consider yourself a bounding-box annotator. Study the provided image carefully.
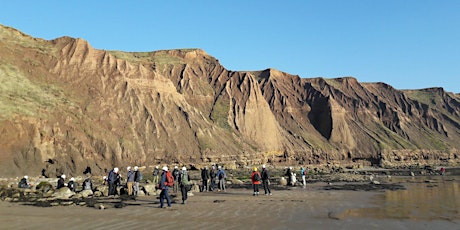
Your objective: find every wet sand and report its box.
[1,179,459,230]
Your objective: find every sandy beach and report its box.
[1,179,459,230]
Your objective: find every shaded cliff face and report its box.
[0,25,459,177]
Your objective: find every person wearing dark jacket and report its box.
[18,175,30,188]
[126,166,135,196]
[209,165,217,191]
[172,166,180,193]
[179,167,191,204]
[57,174,66,189]
[67,177,77,192]
[159,166,171,208]
[201,166,209,192]
[133,166,142,197]
[261,165,272,195]
[107,167,120,196]
[216,166,226,192]
[285,167,293,186]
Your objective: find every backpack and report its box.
[138,171,143,181]
[254,172,260,182]
[218,170,226,180]
[181,172,190,185]
[165,171,174,187]
[210,169,216,178]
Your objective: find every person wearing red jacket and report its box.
[251,167,262,196]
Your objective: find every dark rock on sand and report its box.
[323,183,405,191]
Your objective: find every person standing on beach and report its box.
[261,165,272,195]
[300,167,306,187]
[285,167,292,186]
[179,166,191,204]
[126,166,135,196]
[209,165,217,191]
[107,167,120,196]
[201,166,209,192]
[152,166,160,185]
[440,167,446,176]
[57,174,66,189]
[251,167,261,196]
[159,166,172,208]
[216,166,226,192]
[172,166,180,193]
[133,166,142,197]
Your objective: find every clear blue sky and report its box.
[1,1,459,93]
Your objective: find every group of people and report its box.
[106,166,143,197]
[155,165,191,208]
[155,164,231,208]
[251,165,311,196]
[17,173,93,192]
[57,174,93,192]
[199,164,273,197]
[285,166,308,187]
[200,165,227,192]
[17,163,310,208]
[250,165,272,196]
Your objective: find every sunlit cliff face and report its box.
[1,24,460,177]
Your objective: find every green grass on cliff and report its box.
[405,90,441,107]
[0,25,56,55]
[210,95,232,131]
[108,49,195,65]
[0,63,65,120]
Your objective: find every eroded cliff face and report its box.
[0,25,459,177]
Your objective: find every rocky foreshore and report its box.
[1,165,456,209]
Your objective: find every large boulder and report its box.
[229,178,244,185]
[36,181,54,193]
[52,187,75,199]
[137,190,145,196]
[94,185,108,197]
[80,189,93,198]
[279,177,287,186]
[93,191,103,197]
[191,184,200,193]
[143,184,156,196]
